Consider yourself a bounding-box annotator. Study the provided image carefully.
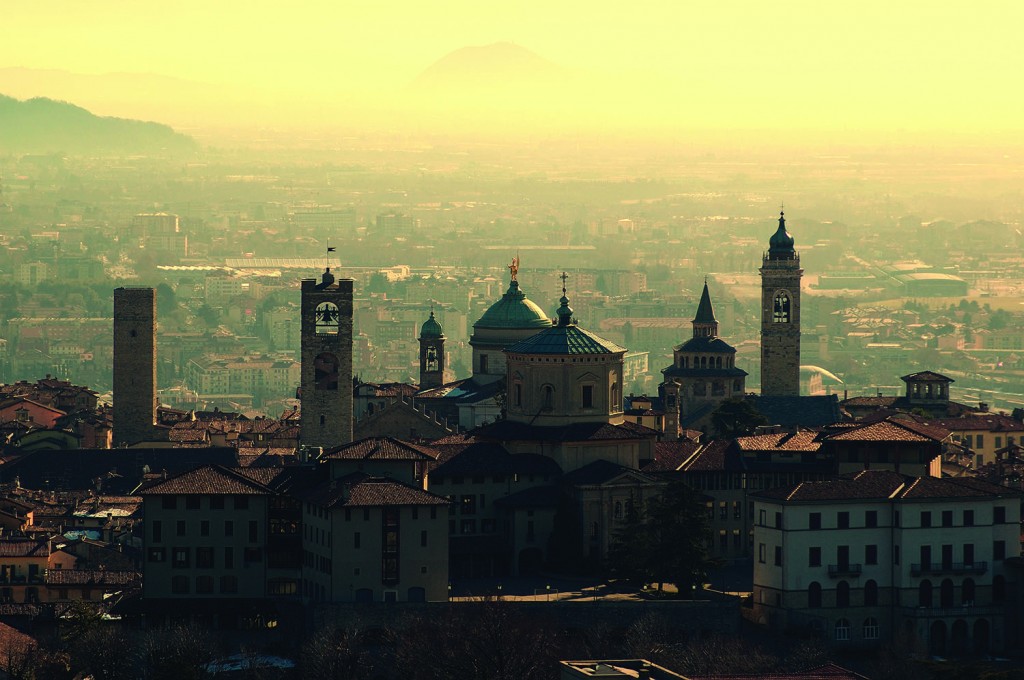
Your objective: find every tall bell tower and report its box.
[418,310,447,390]
[300,267,354,449]
[760,211,803,396]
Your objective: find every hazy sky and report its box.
[4,1,1023,137]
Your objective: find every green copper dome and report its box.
[769,211,796,255]
[420,311,444,339]
[475,280,553,330]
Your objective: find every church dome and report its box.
[769,211,795,254]
[420,311,444,339]
[474,280,553,331]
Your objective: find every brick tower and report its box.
[760,211,803,396]
[300,268,354,449]
[113,287,157,446]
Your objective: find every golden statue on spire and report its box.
[508,255,520,282]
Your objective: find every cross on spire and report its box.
[560,271,569,295]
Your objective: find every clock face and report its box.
[773,291,790,323]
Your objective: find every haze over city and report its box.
[1,2,1024,680]
[3,1,1024,143]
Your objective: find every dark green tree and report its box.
[606,483,717,594]
[643,482,717,593]
[605,493,649,582]
[710,397,768,438]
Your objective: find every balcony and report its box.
[910,562,988,576]
[827,563,863,577]
[902,605,1003,619]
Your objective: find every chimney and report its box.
[980,402,989,412]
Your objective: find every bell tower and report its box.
[418,310,446,390]
[300,267,354,449]
[760,211,803,396]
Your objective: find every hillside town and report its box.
[0,203,1020,678]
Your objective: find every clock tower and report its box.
[300,267,354,449]
[760,211,803,396]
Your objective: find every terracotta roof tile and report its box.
[46,570,140,586]
[323,437,438,461]
[643,440,702,472]
[299,475,449,509]
[735,430,822,452]
[0,539,49,558]
[754,470,906,502]
[931,414,1024,433]
[140,465,272,496]
[898,475,1019,500]
[681,440,739,472]
[826,419,946,443]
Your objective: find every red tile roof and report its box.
[899,475,1017,500]
[46,569,140,586]
[299,475,449,509]
[682,440,740,472]
[826,419,947,443]
[140,465,273,496]
[0,539,49,558]
[643,440,702,472]
[931,414,1024,432]
[754,470,906,502]
[323,437,438,461]
[735,430,822,452]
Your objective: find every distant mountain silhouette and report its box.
[0,94,195,153]
[411,42,565,91]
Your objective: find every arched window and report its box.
[716,357,722,369]
[836,580,850,607]
[940,579,954,608]
[315,302,340,334]
[919,579,933,608]
[542,385,554,410]
[610,383,619,411]
[834,618,850,641]
[773,291,791,323]
[863,617,879,640]
[962,578,975,605]
[808,582,822,608]
[425,345,439,372]
[864,579,878,607]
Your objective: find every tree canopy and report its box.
[710,397,768,438]
[607,481,717,593]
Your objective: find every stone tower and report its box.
[300,268,354,449]
[760,211,803,396]
[418,310,446,390]
[113,287,156,446]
